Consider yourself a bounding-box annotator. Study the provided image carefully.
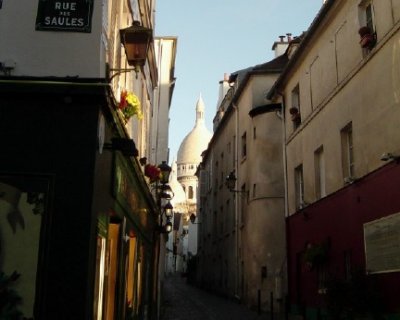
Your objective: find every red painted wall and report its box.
[287,161,400,312]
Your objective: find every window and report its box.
[240,184,246,225]
[341,123,354,183]
[188,186,194,199]
[358,1,376,51]
[241,132,247,159]
[361,1,375,32]
[290,84,301,129]
[314,146,326,199]
[295,164,305,209]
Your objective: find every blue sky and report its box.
[155,0,324,160]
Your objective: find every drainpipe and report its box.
[276,92,288,218]
[276,91,289,318]
[233,102,240,301]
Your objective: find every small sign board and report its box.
[364,212,400,274]
[35,0,94,33]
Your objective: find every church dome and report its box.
[177,95,212,165]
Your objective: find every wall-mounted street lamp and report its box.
[156,161,173,234]
[158,161,172,184]
[109,21,153,81]
[225,171,247,194]
[380,152,399,162]
[158,201,173,233]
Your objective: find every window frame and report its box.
[241,132,247,159]
[291,83,301,130]
[314,146,326,199]
[295,164,305,210]
[341,122,355,183]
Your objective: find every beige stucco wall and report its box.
[0,0,104,78]
[236,75,285,310]
[280,0,400,214]
[199,72,286,311]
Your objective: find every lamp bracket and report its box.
[108,68,138,82]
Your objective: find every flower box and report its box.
[118,90,143,123]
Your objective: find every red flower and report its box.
[144,164,161,182]
[119,90,128,109]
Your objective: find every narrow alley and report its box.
[161,275,270,320]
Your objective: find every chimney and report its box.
[286,33,292,42]
[271,35,290,57]
[216,73,230,110]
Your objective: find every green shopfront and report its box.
[0,78,159,319]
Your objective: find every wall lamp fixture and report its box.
[156,161,173,233]
[380,152,399,162]
[114,21,152,81]
[103,138,138,157]
[225,171,247,194]
[158,201,173,233]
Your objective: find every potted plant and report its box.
[358,26,376,49]
[118,90,143,123]
[303,241,329,270]
[289,106,301,122]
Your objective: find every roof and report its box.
[201,53,289,164]
[267,0,335,99]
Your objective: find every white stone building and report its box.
[175,96,212,268]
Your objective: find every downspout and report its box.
[276,92,288,218]
[233,102,240,301]
[276,90,290,317]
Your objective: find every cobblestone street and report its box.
[160,275,270,320]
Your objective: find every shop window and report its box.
[0,175,50,319]
[104,223,120,320]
